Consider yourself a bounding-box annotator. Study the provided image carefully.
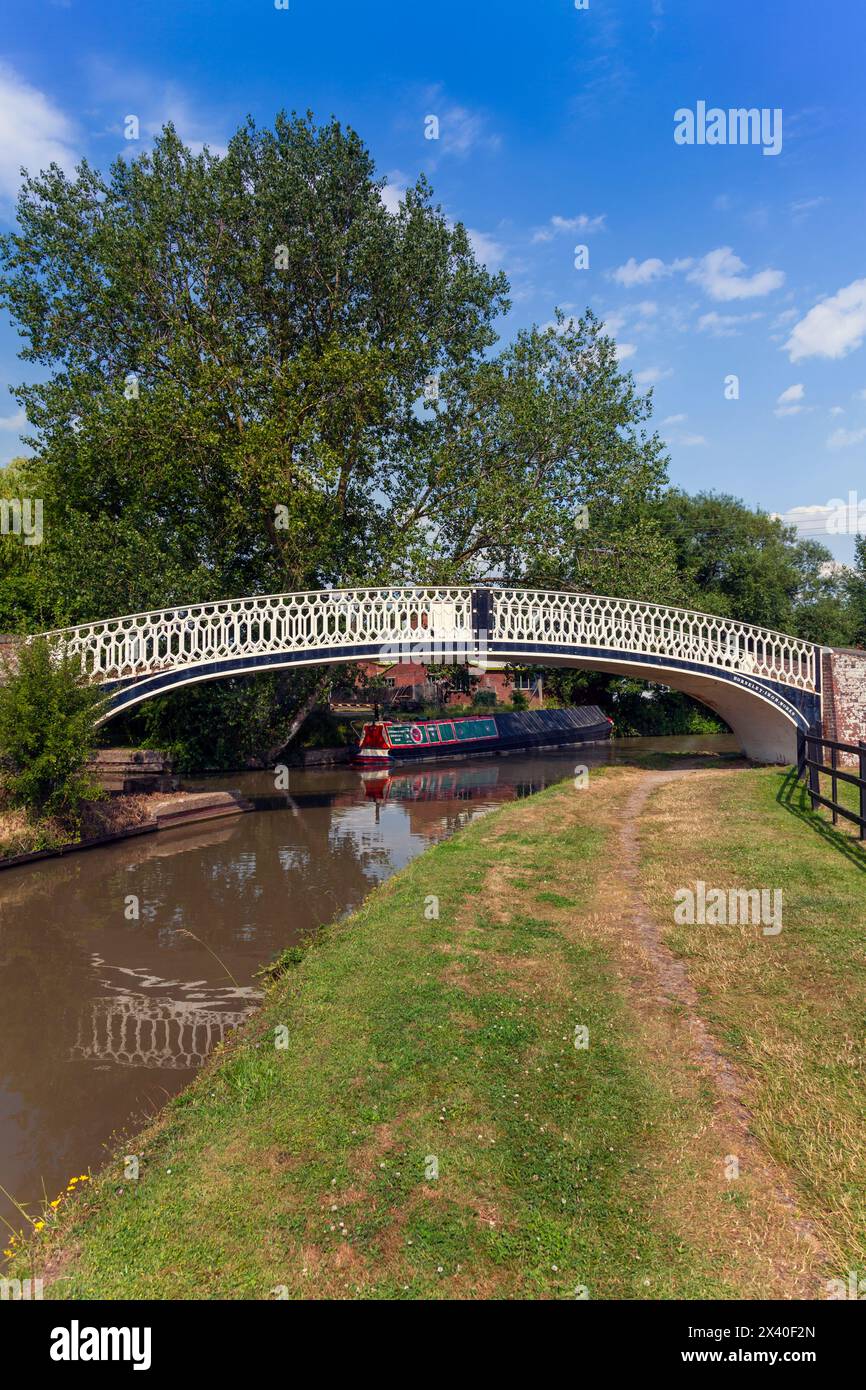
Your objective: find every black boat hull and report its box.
[355,706,613,764]
[384,721,611,761]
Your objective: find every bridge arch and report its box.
[40,586,820,764]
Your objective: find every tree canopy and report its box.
[650,489,856,643]
[0,113,674,624]
[0,112,860,761]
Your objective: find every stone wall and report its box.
[822,648,866,762]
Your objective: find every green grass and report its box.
[805,763,866,840]
[10,760,862,1299]
[640,765,866,1269]
[12,773,744,1302]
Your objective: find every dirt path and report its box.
[604,767,828,1295]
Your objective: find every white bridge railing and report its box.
[491,588,817,691]
[41,585,817,693]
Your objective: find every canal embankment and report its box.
[0,788,251,868]
[9,757,865,1299]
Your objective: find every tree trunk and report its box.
[266,672,331,764]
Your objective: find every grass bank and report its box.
[640,765,866,1271]
[9,760,863,1299]
[0,796,148,860]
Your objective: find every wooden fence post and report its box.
[830,741,839,825]
[808,722,820,811]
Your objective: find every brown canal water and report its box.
[0,734,735,1231]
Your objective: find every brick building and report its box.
[335,659,545,711]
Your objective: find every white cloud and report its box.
[0,63,78,198]
[612,247,782,301]
[786,279,866,362]
[380,181,405,216]
[79,60,227,162]
[790,196,826,219]
[467,228,505,267]
[444,106,501,157]
[611,255,690,287]
[687,246,784,302]
[775,383,805,417]
[777,383,805,403]
[634,366,672,386]
[597,314,636,361]
[532,213,606,244]
[0,409,27,432]
[775,503,835,534]
[420,93,501,159]
[820,559,852,576]
[661,413,706,446]
[827,426,866,450]
[697,310,763,337]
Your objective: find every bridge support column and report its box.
[821,648,866,764]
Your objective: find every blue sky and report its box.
[2,0,866,557]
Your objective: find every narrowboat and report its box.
[354,706,613,765]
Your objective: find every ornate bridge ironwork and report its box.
[39,585,821,762]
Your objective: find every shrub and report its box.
[0,637,104,825]
[472,689,497,709]
[510,690,529,711]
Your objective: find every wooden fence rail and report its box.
[796,725,866,839]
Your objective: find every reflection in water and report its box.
[361,765,502,802]
[0,734,735,1226]
[71,959,260,1071]
[71,995,256,1071]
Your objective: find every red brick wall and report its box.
[821,650,839,742]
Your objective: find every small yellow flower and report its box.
[79,1175,89,1182]
[3,1249,11,1257]
[33,1221,45,1232]
[50,1199,61,1208]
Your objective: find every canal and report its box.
[0,735,735,1230]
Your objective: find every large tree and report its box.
[0,115,674,612]
[0,113,683,758]
[0,114,509,618]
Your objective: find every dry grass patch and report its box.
[639,765,866,1274]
